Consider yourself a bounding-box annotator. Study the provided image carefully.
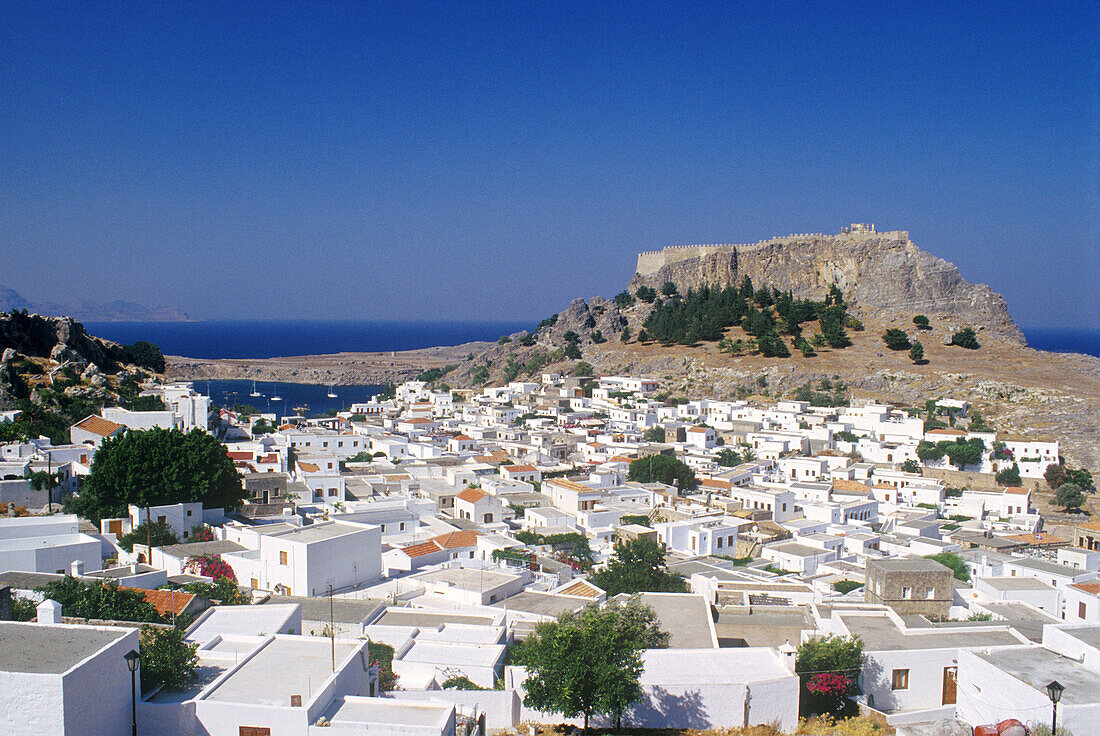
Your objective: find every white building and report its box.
[0,619,140,736]
[0,514,102,575]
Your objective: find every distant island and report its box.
[0,286,191,322]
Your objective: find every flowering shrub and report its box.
[190,525,215,542]
[184,554,236,582]
[807,672,851,696]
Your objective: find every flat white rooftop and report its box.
[186,604,300,644]
[203,636,361,706]
[639,647,791,685]
[0,621,129,674]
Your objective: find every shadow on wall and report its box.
[862,657,892,712]
[624,686,709,729]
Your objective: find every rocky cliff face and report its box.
[0,311,139,408]
[628,230,1026,345]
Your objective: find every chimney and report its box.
[70,560,85,577]
[777,639,797,672]
[37,599,62,624]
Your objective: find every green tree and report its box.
[562,330,580,344]
[882,329,911,351]
[913,315,931,330]
[139,626,198,692]
[635,286,657,303]
[592,537,688,597]
[75,427,246,523]
[574,361,593,377]
[900,459,922,474]
[924,553,970,582]
[1066,468,1095,492]
[118,521,179,553]
[124,341,166,373]
[950,327,980,349]
[757,330,791,357]
[620,326,631,342]
[1056,483,1086,510]
[642,426,665,443]
[795,635,865,717]
[1045,464,1069,490]
[995,463,1022,487]
[627,454,697,491]
[516,598,661,731]
[518,331,536,346]
[38,577,164,623]
[613,291,636,308]
[660,281,678,297]
[909,340,925,363]
[715,448,741,467]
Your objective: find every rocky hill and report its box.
[0,311,161,411]
[629,227,1025,344]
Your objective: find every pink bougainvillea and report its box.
[184,554,237,582]
[806,672,851,696]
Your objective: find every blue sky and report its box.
[2,1,1097,327]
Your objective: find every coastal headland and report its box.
[165,340,492,387]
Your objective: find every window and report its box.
[280,551,288,565]
[186,510,193,517]
[901,586,912,599]
[891,669,909,690]
[926,587,936,599]
[399,522,405,531]
[1080,601,1087,619]
[716,536,724,549]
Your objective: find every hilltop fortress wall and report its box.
[635,227,909,277]
[628,225,1024,345]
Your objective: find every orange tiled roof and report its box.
[1072,582,1100,595]
[73,415,125,437]
[124,587,198,616]
[699,478,731,489]
[298,462,319,472]
[228,451,252,461]
[927,428,967,436]
[401,540,443,558]
[457,487,489,503]
[833,480,871,493]
[1003,487,1030,495]
[504,464,538,473]
[432,530,481,549]
[1005,532,1066,546]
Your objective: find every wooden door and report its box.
[239,727,271,736]
[108,520,123,536]
[942,666,957,705]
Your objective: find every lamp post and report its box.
[1046,679,1064,736]
[124,649,140,736]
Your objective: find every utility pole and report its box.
[329,583,335,671]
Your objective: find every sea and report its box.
[82,320,1099,418]
[84,319,533,418]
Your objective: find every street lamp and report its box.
[124,649,140,736]
[1046,680,1064,736]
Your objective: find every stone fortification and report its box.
[630,226,1025,345]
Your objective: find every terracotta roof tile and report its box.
[457,487,489,503]
[432,530,481,549]
[1003,486,1030,495]
[504,464,538,473]
[401,540,443,558]
[73,415,125,437]
[124,587,198,616]
[1072,582,1100,595]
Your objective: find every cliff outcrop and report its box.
[628,228,1025,345]
[0,311,150,409]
